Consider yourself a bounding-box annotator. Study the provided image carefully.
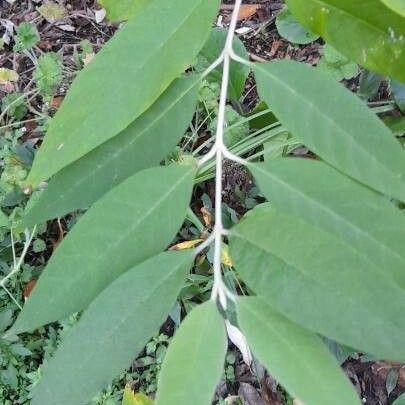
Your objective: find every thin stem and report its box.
[195,233,215,255]
[0,90,37,124]
[2,284,22,310]
[192,109,279,157]
[0,117,43,132]
[208,0,243,308]
[10,230,16,269]
[201,53,225,80]
[0,226,36,288]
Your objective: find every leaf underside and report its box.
[12,164,195,334]
[237,297,360,405]
[249,158,405,287]
[23,75,199,227]
[254,60,405,202]
[27,0,220,186]
[230,204,405,362]
[31,250,194,405]
[155,301,227,405]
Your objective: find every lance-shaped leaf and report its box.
[249,158,405,287]
[285,0,405,81]
[155,301,227,405]
[30,250,194,405]
[23,76,199,227]
[11,164,195,334]
[254,60,405,201]
[237,297,360,405]
[26,0,220,187]
[230,204,405,361]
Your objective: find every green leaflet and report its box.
[11,164,195,334]
[30,250,193,405]
[237,297,360,405]
[381,0,405,17]
[230,204,405,361]
[286,0,405,81]
[23,75,199,227]
[0,210,8,227]
[155,301,227,405]
[200,27,249,100]
[249,158,405,287]
[276,7,320,45]
[99,0,149,22]
[393,393,405,405]
[254,60,405,202]
[26,0,220,186]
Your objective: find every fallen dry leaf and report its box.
[169,239,203,251]
[237,4,261,21]
[51,96,64,109]
[223,4,261,23]
[200,206,212,227]
[23,280,37,301]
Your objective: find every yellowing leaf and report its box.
[221,244,233,267]
[170,239,203,251]
[0,68,19,84]
[122,385,153,405]
[200,206,212,226]
[38,2,66,22]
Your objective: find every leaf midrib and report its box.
[252,163,405,272]
[42,256,187,400]
[164,306,219,403]
[254,64,401,182]
[37,78,198,217]
[57,167,193,294]
[30,0,211,183]
[232,231,401,337]
[242,302,353,404]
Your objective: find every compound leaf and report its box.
[155,301,227,405]
[230,204,405,361]
[286,0,405,81]
[30,250,193,405]
[27,0,220,186]
[254,60,405,201]
[237,297,360,405]
[23,75,199,227]
[250,158,405,287]
[12,164,195,334]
